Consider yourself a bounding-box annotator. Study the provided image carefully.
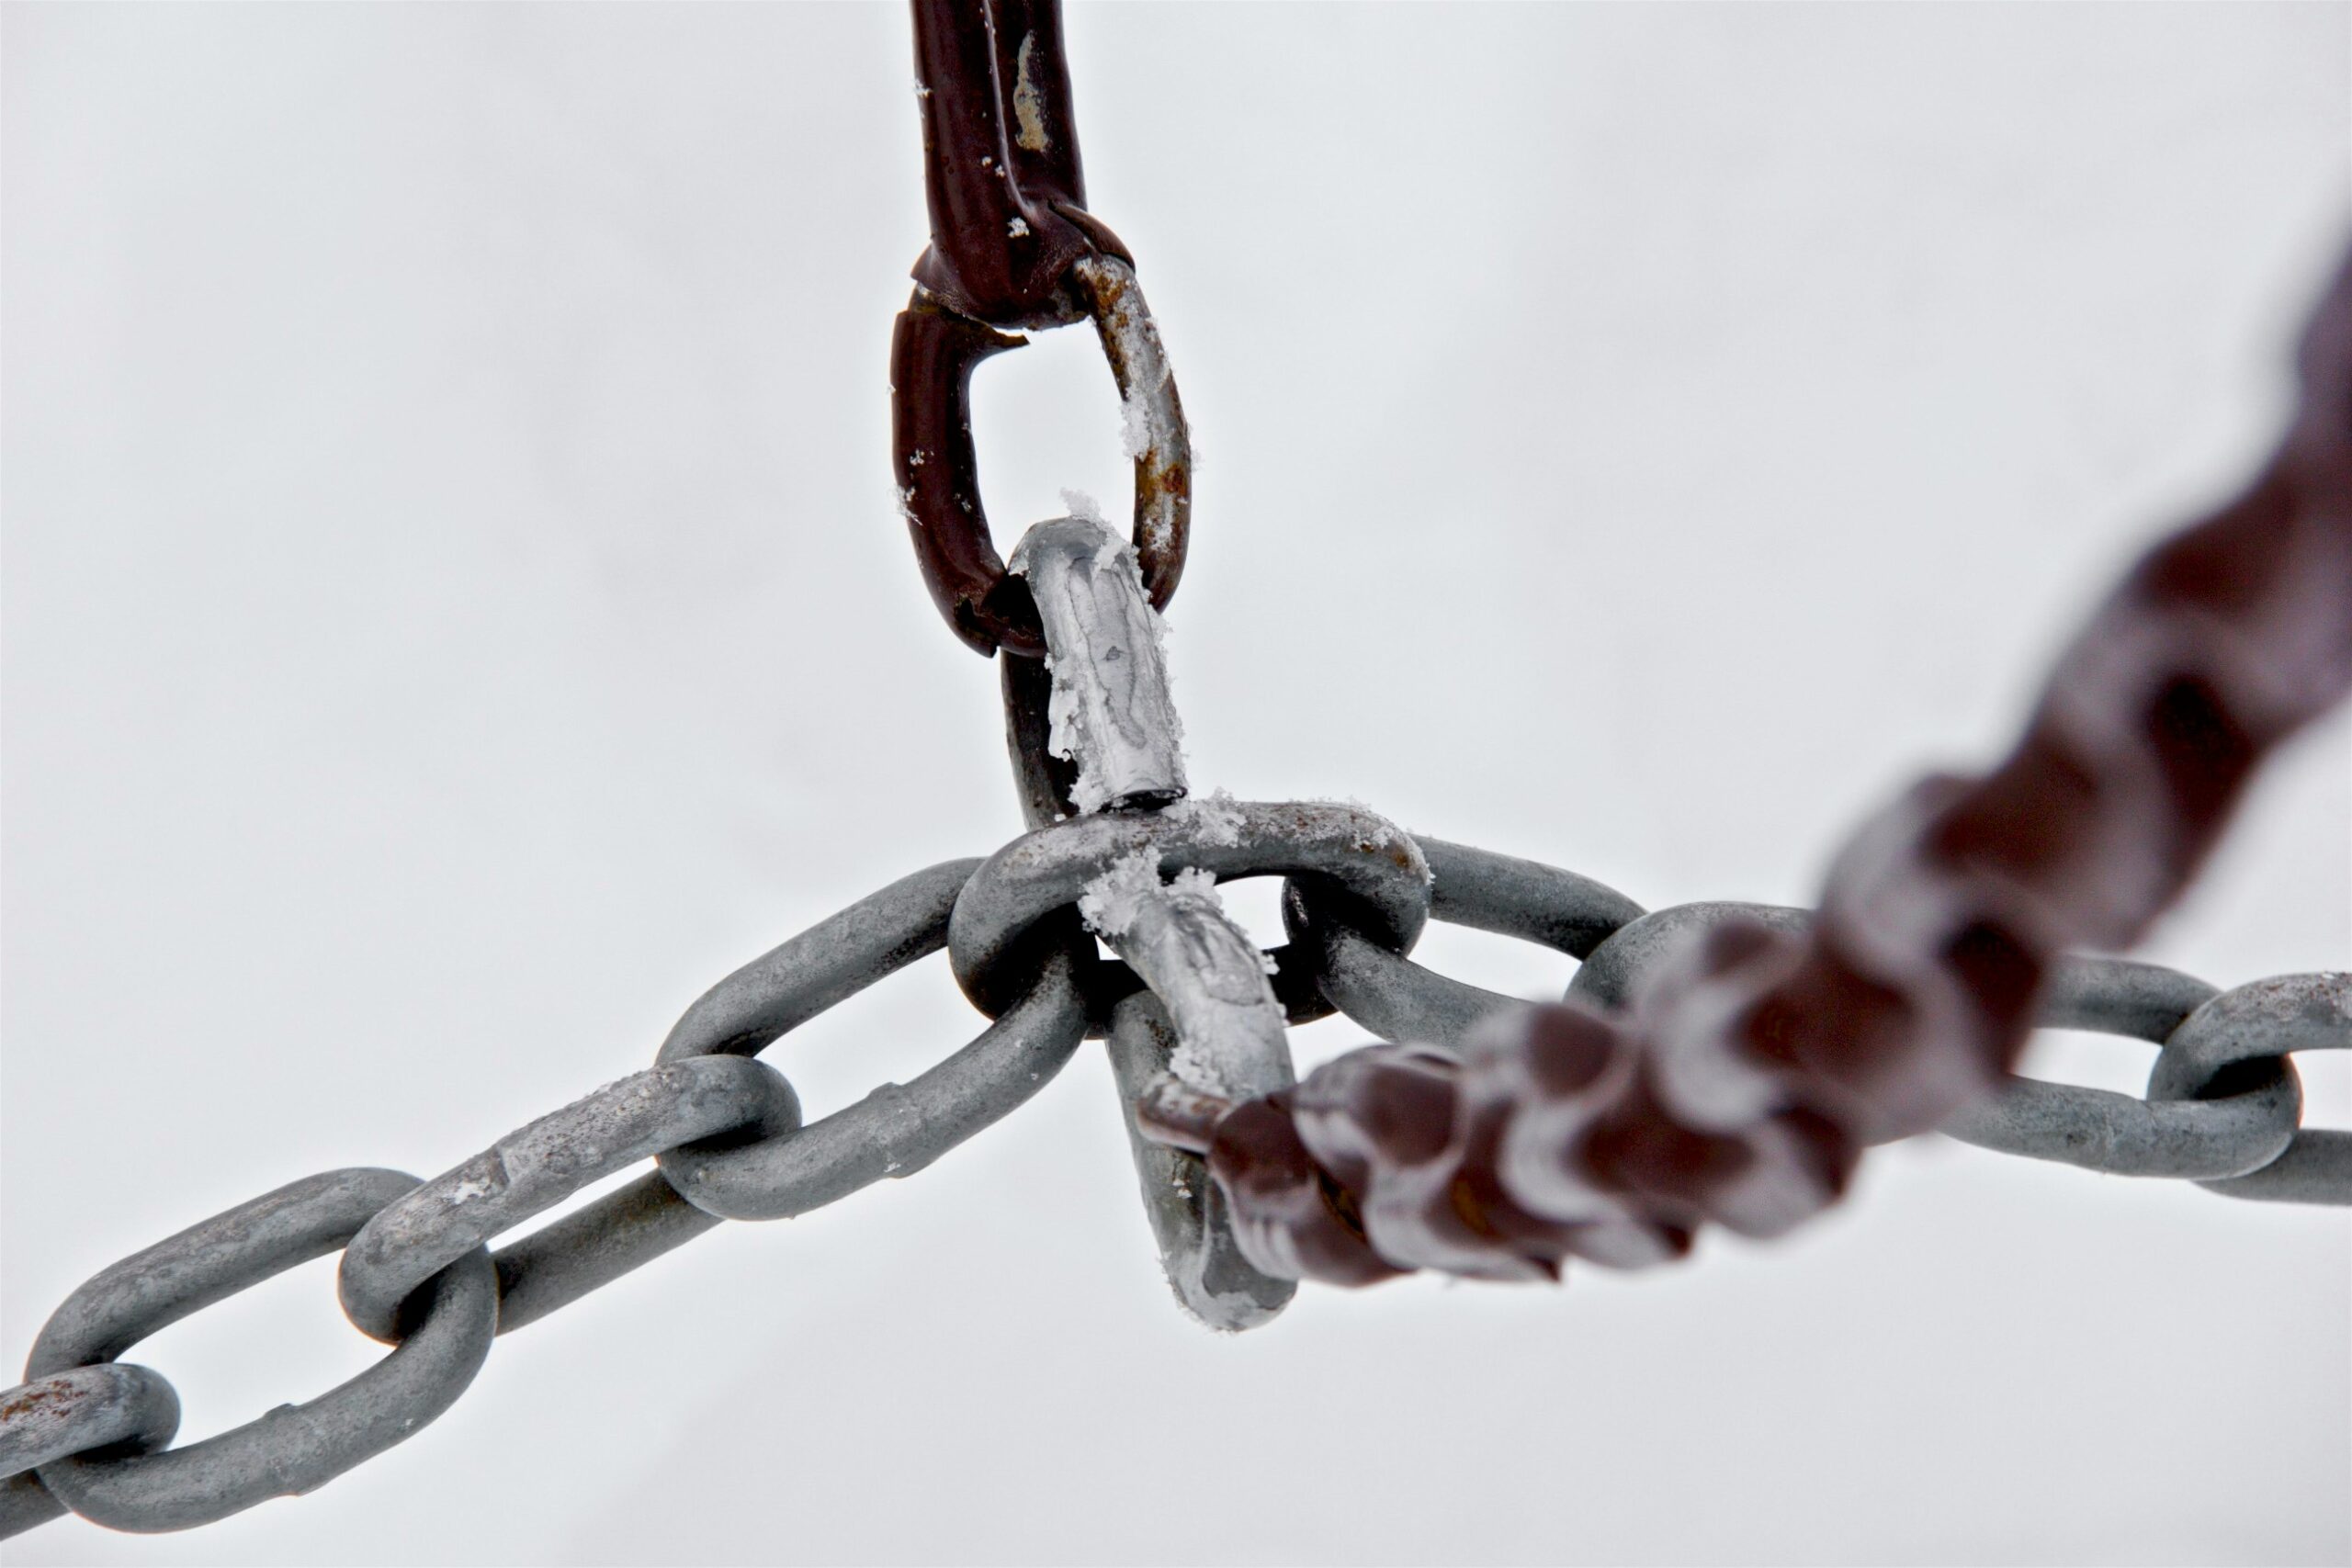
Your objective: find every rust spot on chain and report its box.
[1,1382,72,1421]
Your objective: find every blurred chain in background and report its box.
[6,0,2346,1544]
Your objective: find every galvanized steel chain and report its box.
[7,0,2349,1545]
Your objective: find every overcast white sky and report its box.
[5,4,2348,1564]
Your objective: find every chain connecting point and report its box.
[1007,512,1295,1329]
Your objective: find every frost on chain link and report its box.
[1058,487,1108,527]
[1078,849,1164,939]
[1080,852,1290,1100]
[1162,787,1245,848]
[1008,514,1186,813]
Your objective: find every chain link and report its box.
[893,0,1191,656]
[8,0,2346,1542]
[1138,248,2352,1289]
[5,811,2342,1537]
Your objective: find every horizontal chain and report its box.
[13,0,2340,1545]
[8,798,2340,1538]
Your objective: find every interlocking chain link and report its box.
[7,0,2346,1544]
[8,818,2337,1537]
[892,0,1191,656]
[1137,251,2352,1288]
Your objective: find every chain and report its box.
[1134,253,2352,1287]
[7,0,2347,1544]
[892,0,1189,657]
[5,811,2343,1536]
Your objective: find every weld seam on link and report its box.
[482,860,980,1332]
[27,1170,496,1535]
[339,1056,800,1343]
[647,856,1091,1224]
[660,947,1090,1221]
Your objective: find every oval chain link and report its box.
[7,831,2344,1540]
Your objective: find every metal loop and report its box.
[1071,255,1190,610]
[27,1169,496,1534]
[894,0,1187,654]
[1,1365,180,1483]
[946,799,1431,1023]
[1567,902,1812,1011]
[1574,909,2308,1179]
[1104,992,1295,1329]
[338,1057,800,1343]
[907,0,1114,329]
[0,1365,181,1540]
[2037,958,2221,1041]
[1938,958,2306,1179]
[1285,837,1648,1045]
[0,1478,67,1541]
[661,946,1090,1221]
[893,257,1191,656]
[490,860,980,1333]
[2150,973,2351,1204]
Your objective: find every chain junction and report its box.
[6,803,2345,1537]
[9,0,2349,1543]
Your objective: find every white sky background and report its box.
[5,4,2348,1563]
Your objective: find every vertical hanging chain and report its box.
[890,0,1193,657]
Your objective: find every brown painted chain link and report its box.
[891,0,1190,657]
[8,6,2346,1544]
[1142,254,2352,1286]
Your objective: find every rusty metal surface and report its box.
[9,1,2348,1546]
[893,0,1189,655]
[1158,254,2352,1286]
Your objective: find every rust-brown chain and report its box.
[891,0,1191,657]
[1143,254,2352,1286]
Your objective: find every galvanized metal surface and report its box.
[659,950,1089,1222]
[8,818,2345,1538]
[947,798,1432,1021]
[1007,515,1188,814]
[2154,973,2352,1203]
[9,0,2348,1545]
[1009,512,1295,1327]
[25,1170,497,1535]
[337,1058,799,1343]
[1106,995,1295,1330]
[0,1367,178,1537]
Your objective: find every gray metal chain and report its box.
[6,517,2343,1542]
